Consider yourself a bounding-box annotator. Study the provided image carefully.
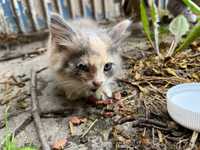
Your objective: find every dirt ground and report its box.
[0,33,199,150]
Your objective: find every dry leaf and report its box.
[138,85,149,94]
[134,72,141,80]
[140,135,150,145]
[117,135,131,145]
[192,73,199,80]
[178,60,187,69]
[152,68,161,75]
[165,68,178,77]
[157,130,164,143]
[52,138,67,150]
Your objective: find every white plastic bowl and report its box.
[167,83,200,131]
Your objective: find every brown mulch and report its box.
[111,40,200,149]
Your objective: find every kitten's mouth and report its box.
[91,88,98,92]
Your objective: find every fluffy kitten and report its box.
[48,13,131,100]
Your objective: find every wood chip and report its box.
[52,138,68,150]
[95,99,113,105]
[157,130,164,143]
[140,135,150,145]
[69,121,75,136]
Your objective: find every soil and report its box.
[0,32,199,150]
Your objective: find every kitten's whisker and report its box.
[57,80,73,86]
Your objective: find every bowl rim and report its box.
[167,82,200,114]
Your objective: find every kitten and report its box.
[48,13,131,100]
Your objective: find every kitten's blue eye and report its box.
[76,63,88,71]
[104,63,113,72]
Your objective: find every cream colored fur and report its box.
[48,13,131,100]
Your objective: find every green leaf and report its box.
[167,15,190,56]
[140,0,153,45]
[150,1,160,56]
[150,1,158,24]
[3,135,17,150]
[169,15,190,41]
[2,107,38,150]
[176,21,200,52]
[3,142,17,150]
[183,0,200,14]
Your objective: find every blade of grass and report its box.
[183,0,200,14]
[150,1,160,56]
[1,107,37,150]
[2,107,17,150]
[140,0,154,49]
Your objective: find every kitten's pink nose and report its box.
[92,80,102,88]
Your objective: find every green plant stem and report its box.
[183,0,200,14]
[150,1,160,57]
[140,0,155,50]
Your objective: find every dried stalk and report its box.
[30,70,50,150]
[186,131,199,150]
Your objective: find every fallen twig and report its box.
[115,115,136,125]
[13,115,33,137]
[30,69,50,150]
[0,109,30,129]
[164,136,180,142]
[0,92,30,105]
[0,66,48,87]
[152,128,155,145]
[0,48,46,62]
[80,119,98,139]
[40,108,75,118]
[116,116,170,131]
[186,131,199,150]
[19,66,48,83]
[0,30,48,45]
[132,122,170,132]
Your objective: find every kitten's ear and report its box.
[49,13,77,49]
[109,20,132,44]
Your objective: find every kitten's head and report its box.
[48,13,131,97]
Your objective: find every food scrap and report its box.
[69,116,87,125]
[52,138,68,150]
